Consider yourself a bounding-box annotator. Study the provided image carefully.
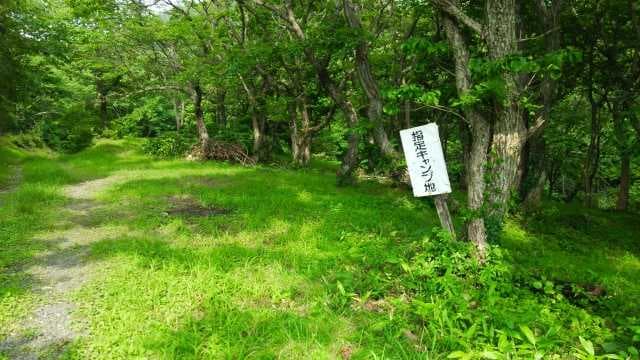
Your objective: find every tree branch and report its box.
[431,0,483,35]
[308,104,337,133]
[525,115,547,141]
[108,85,186,99]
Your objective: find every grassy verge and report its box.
[1,139,638,359]
[0,139,65,341]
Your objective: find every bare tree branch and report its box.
[431,0,483,35]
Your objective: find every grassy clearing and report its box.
[1,139,638,359]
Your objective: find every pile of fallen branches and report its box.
[188,140,255,165]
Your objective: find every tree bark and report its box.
[289,100,313,166]
[398,12,419,130]
[442,11,490,259]
[522,0,562,209]
[98,91,108,130]
[583,71,601,208]
[343,0,397,160]
[616,152,631,211]
[612,102,631,211]
[239,75,267,161]
[485,0,526,218]
[524,170,547,210]
[215,88,227,127]
[296,97,313,166]
[173,97,184,131]
[630,111,640,141]
[191,82,209,147]
[251,112,266,159]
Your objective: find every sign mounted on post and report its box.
[400,123,455,238]
[400,123,451,197]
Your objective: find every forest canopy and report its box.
[2,0,638,243]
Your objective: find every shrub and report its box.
[41,106,94,153]
[111,97,175,138]
[328,229,634,358]
[143,132,194,158]
[9,132,45,149]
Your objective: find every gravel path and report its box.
[0,175,124,359]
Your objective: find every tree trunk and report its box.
[616,152,631,211]
[403,100,411,129]
[306,53,359,180]
[458,117,471,190]
[584,89,601,208]
[271,2,360,184]
[338,110,360,185]
[612,103,631,211]
[191,82,209,147]
[485,0,526,218]
[522,0,562,209]
[239,75,267,161]
[173,97,184,131]
[216,88,227,127]
[398,13,418,130]
[524,170,547,210]
[295,97,313,166]
[98,91,108,130]
[343,0,397,161]
[289,100,311,166]
[251,112,265,158]
[630,111,640,141]
[442,11,490,258]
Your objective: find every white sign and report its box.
[400,123,451,197]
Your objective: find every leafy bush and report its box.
[9,132,45,149]
[111,97,175,138]
[329,229,637,358]
[142,132,194,158]
[41,106,94,153]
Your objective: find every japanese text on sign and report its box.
[399,123,451,197]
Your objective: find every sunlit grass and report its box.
[1,139,638,358]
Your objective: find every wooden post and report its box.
[433,194,456,239]
[400,123,455,239]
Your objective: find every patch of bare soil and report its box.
[166,195,231,217]
[0,175,125,359]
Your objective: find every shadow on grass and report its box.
[0,185,68,300]
[6,139,639,357]
[43,167,436,357]
[140,301,342,359]
[72,169,640,356]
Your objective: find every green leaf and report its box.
[480,350,500,359]
[447,351,468,359]
[464,324,478,339]
[498,333,511,352]
[400,261,411,273]
[519,325,536,345]
[579,337,595,356]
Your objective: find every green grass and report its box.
[0,155,64,343]
[1,139,638,359]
